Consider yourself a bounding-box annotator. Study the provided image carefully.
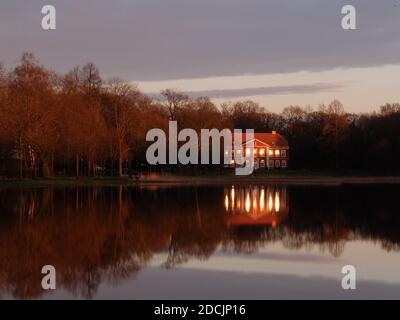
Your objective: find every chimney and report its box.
[272,130,277,135]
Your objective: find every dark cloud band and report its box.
[0,0,399,80]
[148,83,345,100]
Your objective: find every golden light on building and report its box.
[268,193,273,212]
[260,188,265,211]
[275,149,280,156]
[245,192,251,213]
[269,149,274,156]
[231,186,235,203]
[252,193,257,213]
[259,148,265,156]
[225,195,229,211]
[274,192,280,212]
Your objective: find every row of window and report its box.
[267,149,287,157]
[259,159,287,168]
[233,159,288,169]
[242,148,287,157]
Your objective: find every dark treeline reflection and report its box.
[0,185,400,299]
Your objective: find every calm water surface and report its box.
[1,184,400,299]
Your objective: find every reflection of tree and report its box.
[164,235,187,268]
[0,186,226,299]
[162,188,224,268]
[222,227,281,253]
[0,188,142,298]
[223,185,400,258]
[280,186,400,257]
[1,185,400,299]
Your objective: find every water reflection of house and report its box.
[224,186,289,227]
[226,131,290,170]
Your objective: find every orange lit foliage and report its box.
[1,53,400,176]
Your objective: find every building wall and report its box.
[228,142,289,170]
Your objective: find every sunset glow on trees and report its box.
[1,54,400,178]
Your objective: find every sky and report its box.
[1,0,399,112]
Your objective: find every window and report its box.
[260,159,265,167]
[269,149,274,156]
[281,150,287,157]
[254,148,258,155]
[275,150,280,156]
[245,148,251,156]
[275,160,281,168]
[282,160,287,168]
[259,148,265,156]
[269,160,274,168]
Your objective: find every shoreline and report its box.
[1,175,400,188]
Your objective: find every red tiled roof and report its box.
[234,132,289,147]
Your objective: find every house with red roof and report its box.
[227,131,289,170]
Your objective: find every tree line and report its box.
[1,53,399,178]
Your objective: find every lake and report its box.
[1,184,400,299]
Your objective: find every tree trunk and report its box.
[42,160,50,178]
[75,155,80,178]
[110,159,114,177]
[50,153,54,176]
[119,156,123,177]
[92,161,97,177]
[118,139,123,177]
[19,138,23,179]
[19,155,23,179]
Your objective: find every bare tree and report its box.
[161,89,189,121]
[102,79,139,176]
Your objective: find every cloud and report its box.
[148,83,345,100]
[0,0,399,80]
[185,83,345,99]
[213,251,337,263]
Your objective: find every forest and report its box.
[1,53,400,178]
